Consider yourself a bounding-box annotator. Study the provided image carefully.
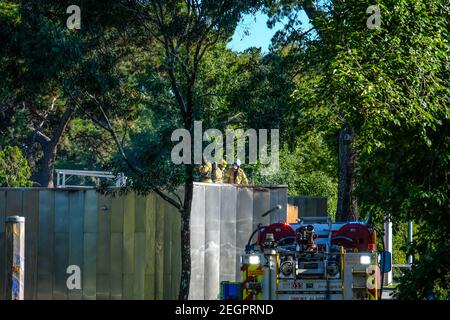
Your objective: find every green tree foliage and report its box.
[0,146,32,187]
[1,0,138,186]
[268,0,450,298]
[55,118,117,178]
[0,0,23,146]
[253,133,338,215]
[323,0,449,299]
[0,0,89,185]
[197,45,338,207]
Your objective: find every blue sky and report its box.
[228,10,310,53]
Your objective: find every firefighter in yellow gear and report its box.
[199,161,213,183]
[212,159,227,183]
[224,159,248,185]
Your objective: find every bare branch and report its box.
[30,127,51,144]
[196,91,222,100]
[153,188,183,211]
[222,112,245,126]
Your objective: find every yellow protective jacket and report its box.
[199,162,213,183]
[224,168,248,185]
[213,167,225,183]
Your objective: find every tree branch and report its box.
[37,96,59,129]
[31,128,51,145]
[51,103,76,146]
[84,92,183,210]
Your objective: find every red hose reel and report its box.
[257,223,296,245]
[332,223,376,252]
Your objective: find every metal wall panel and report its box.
[236,187,254,280]
[53,191,69,300]
[133,195,147,299]
[155,195,165,299]
[53,232,68,300]
[171,205,181,299]
[37,191,54,300]
[54,192,69,233]
[83,190,98,300]
[110,195,124,300]
[219,185,238,283]
[135,194,146,233]
[96,194,111,299]
[133,230,146,300]
[0,190,6,300]
[269,188,288,223]
[253,188,271,229]
[318,197,328,215]
[110,232,123,300]
[83,232,97,300]
[0,191,5,232]
[189,184,206,299]
[83,193,98,300]
[122,274,133,300]
[96,274,109,300]
[0,190,6,299]
[204,185,221,300]
[122,193,135,299]
[84,190,98,233]
[144,274,154,300]
[144,193,156,300]
[304,197,315,217]
[277,188,288,222]
[111,195,124,233]
[6,189,23,217]
[123,193,135,273]
[37,274,53,300]
[68,191,84,300]
[22,190,39,300]
[269,188,279,224]
[163,200,173,300]
[288,196,328,218]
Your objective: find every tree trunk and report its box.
[178,163,194,300]
[336,125,359,221]
[35,141,57,188]
[31,104,75,188]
